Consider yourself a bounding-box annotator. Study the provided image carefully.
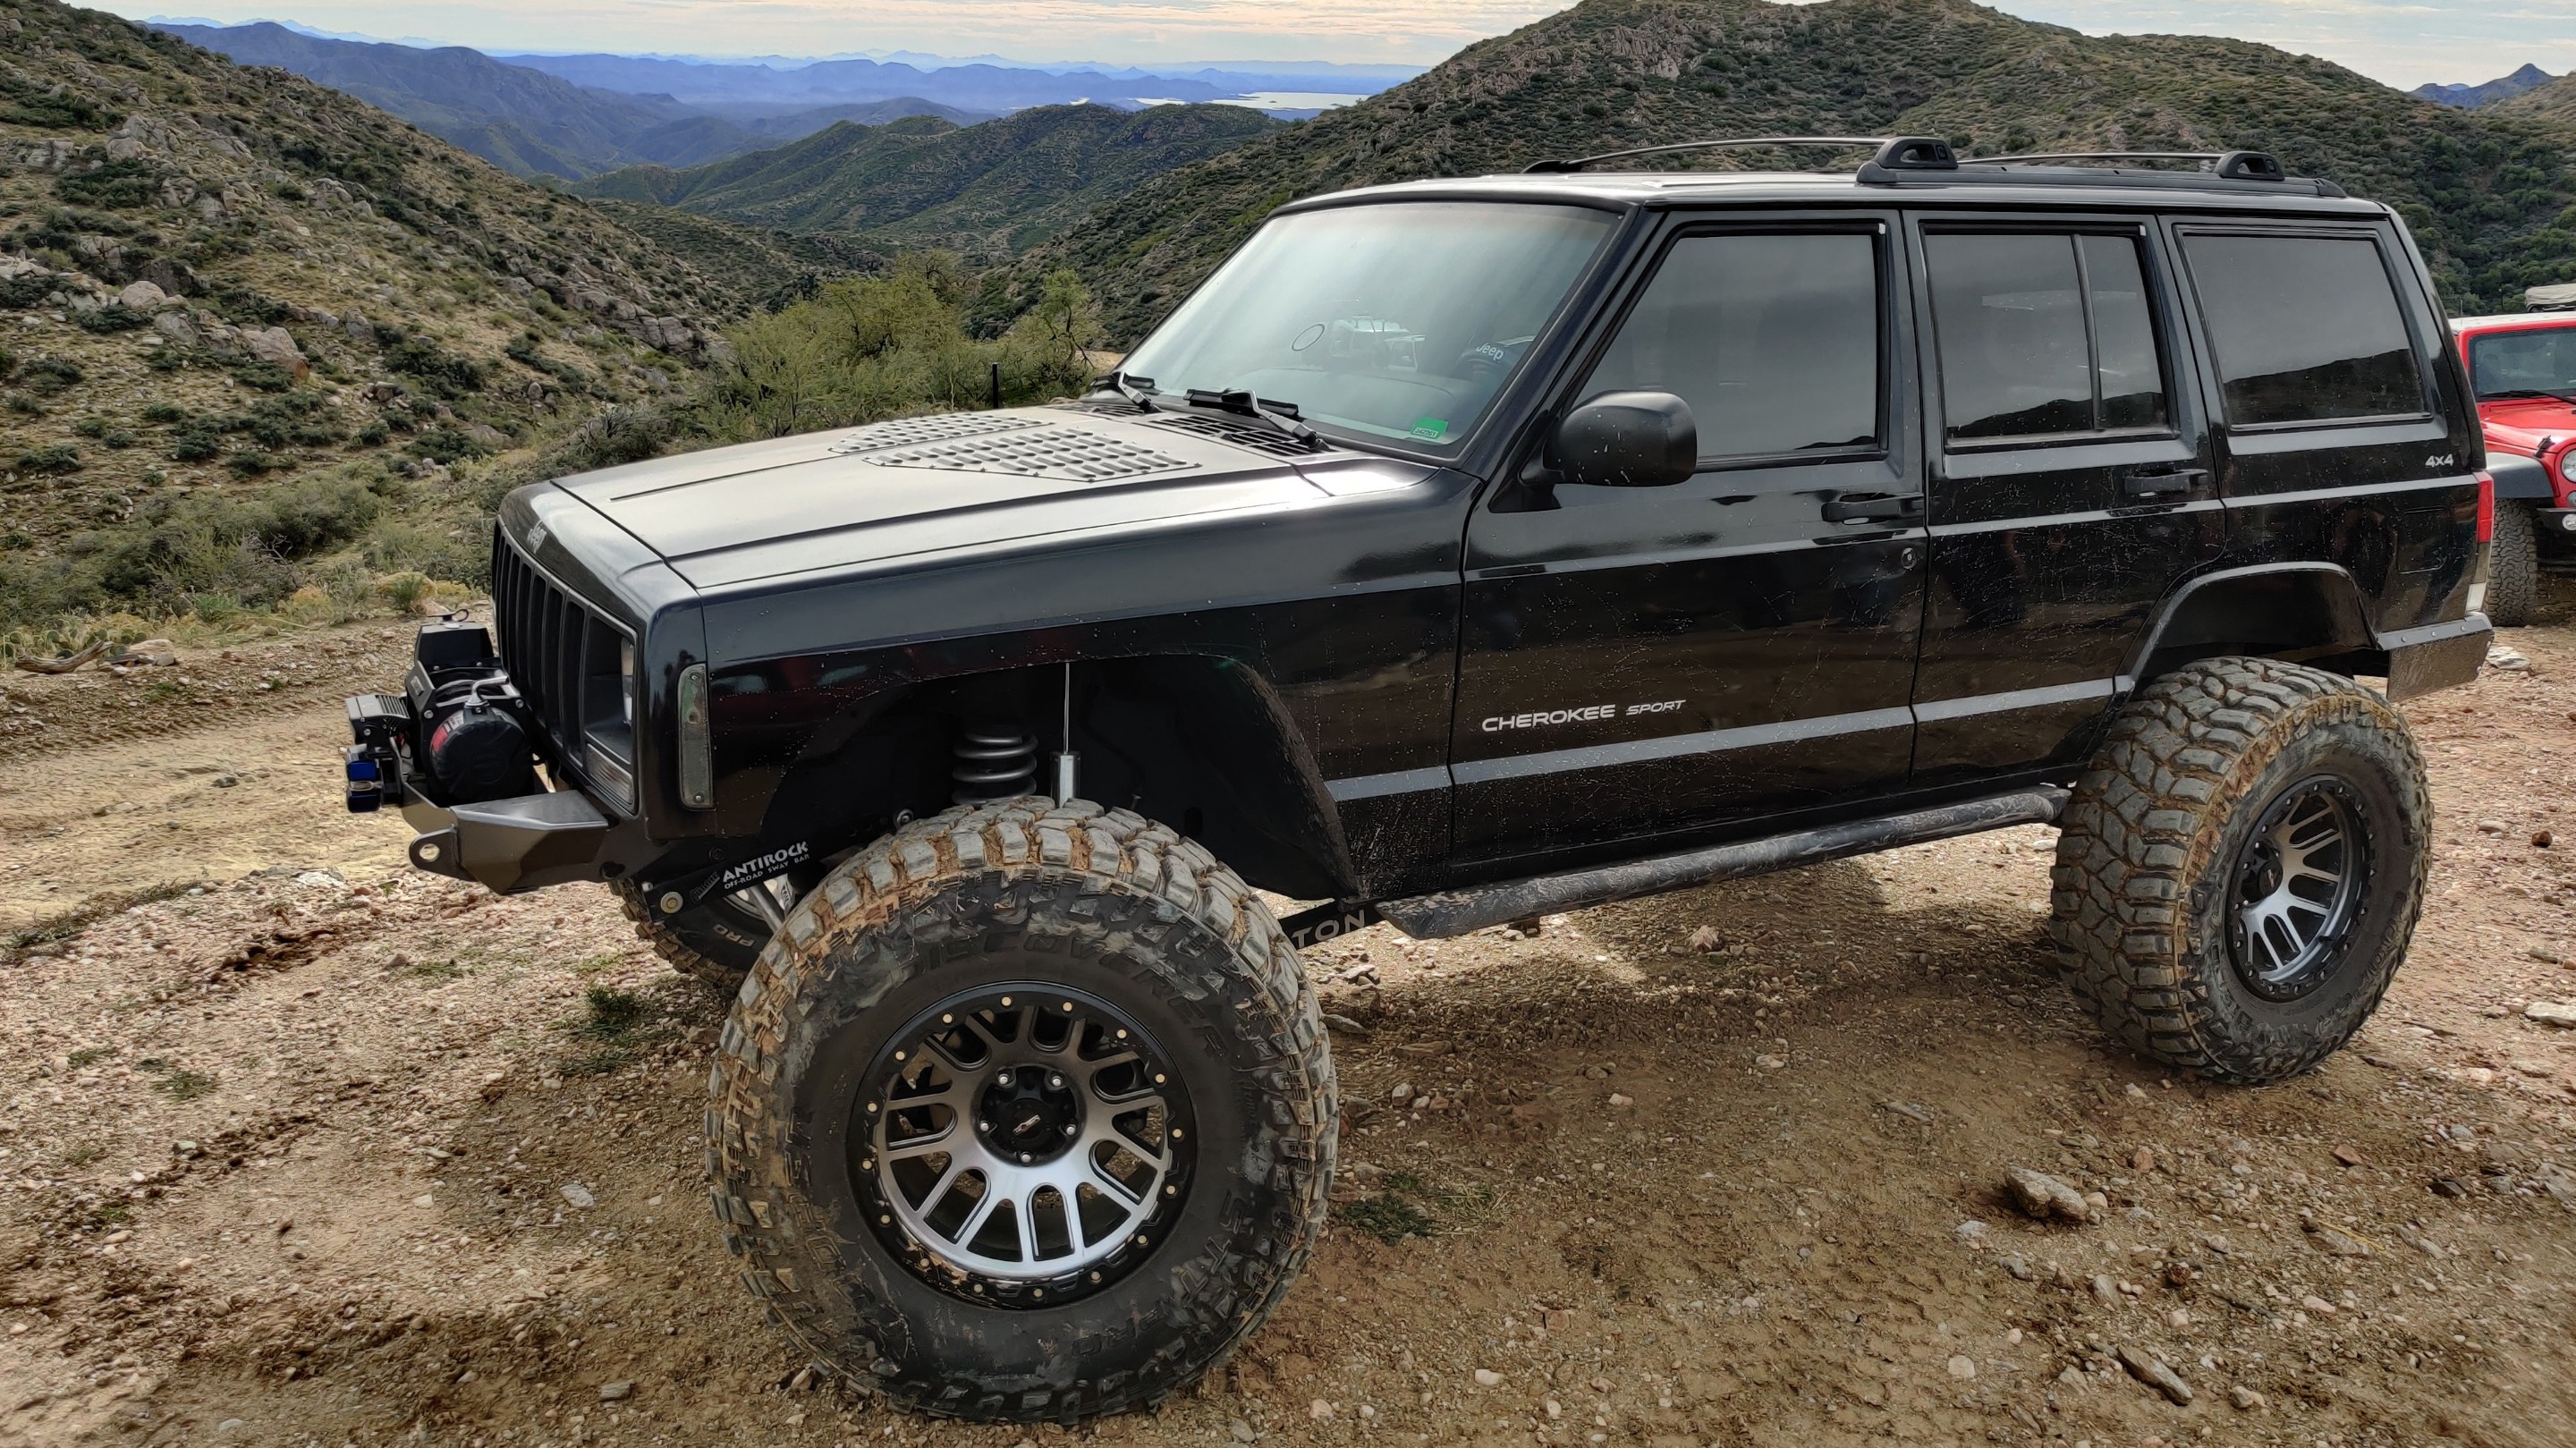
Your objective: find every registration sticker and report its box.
[1409,418,1450,440]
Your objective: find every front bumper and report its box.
[2380,614,2493,700]
[344,688,616,894]
[2540,507,2576,538]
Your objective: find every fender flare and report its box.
[2122,562,2378,689]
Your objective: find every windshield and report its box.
[2471,326,2576,402]
[1119,201,1618,449]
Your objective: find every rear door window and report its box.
[1923,231,2170,442]
[1583,229,1882,463]
[2179,232,2424,426]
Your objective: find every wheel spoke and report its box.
[948,1180,1005,1249]
[883,1126,958,1161]
[1087,1156,1147,1208]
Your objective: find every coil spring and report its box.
[952,726,1038,803]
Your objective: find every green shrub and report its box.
[407,427,488,465]
[72,414,109,438]
[73,303,148,334]
[102,428,135,449]
[21,356,83,394]
[382,571,430,614]
[230,360,295,393]
[17,444,81,475]
[385,335,487,395]
[141,402,188,425]
[225,450,282,478]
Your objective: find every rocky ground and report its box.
[4,598,2576,1448]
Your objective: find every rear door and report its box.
[1905,215,2224,785]
[2170,223,2481,631]
[1449,211,1929,864]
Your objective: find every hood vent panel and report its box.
[830,412,1045,453]
[854,424,1196,484]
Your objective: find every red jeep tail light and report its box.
[2476,470,2495,544]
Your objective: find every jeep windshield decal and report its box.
[1118,201,1615,453]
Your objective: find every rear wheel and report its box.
[2050,657,2430,1084]
[706,798,1335,1422]
[2487,498,2537,627]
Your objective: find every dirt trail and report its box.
[6,601,2576,1448]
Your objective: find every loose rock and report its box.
[2230,1384,2266,1411]
[2115,1345,2193,1405]
[2523,1001,2576,1029]
[2006,1166,2097,1223]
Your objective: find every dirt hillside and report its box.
[4,597,2575,1448]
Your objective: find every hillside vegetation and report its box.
[0,0,766,639]
[572,104,1282,258]
[2496,72,2576,132]
[1014,0,2576,338]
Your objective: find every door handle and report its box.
[2119,467,2210,498]
[1820,493,1925,524]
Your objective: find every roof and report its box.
[2452,313,2576,334]
[1283,167,2387,220]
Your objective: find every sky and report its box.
[102,0,2572,89]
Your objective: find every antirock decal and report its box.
[718,841,809,890]
[1482,700,1684,732]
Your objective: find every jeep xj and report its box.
[340,137,2492,1423]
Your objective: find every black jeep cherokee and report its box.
[340,137,2492,1422]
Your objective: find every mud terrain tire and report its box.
[612,879,761,994]
[2050,657,2430,1085]
[705,798,1335,1423]
[2487,498,2537,629]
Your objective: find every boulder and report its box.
[117,280,167,311]
[244,326,309,377]
[151,309,200,347]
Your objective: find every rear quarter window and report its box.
[2180,232,2424,427]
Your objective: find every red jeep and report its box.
[2453,310,2576,624]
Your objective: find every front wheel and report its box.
[2050,657,2430,1084]
[2487,498,2538,628]
[706,799,1335,1422]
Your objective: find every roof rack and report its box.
[1523,136,1935,174]
[1521,134,2342,197]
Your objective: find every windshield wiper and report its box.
[1184,387,1325,451]
[1098,370,1158,412]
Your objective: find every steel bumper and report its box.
[2380,614,2493,701]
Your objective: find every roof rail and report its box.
[1517,134,2343,198]
[1523,135,1916,174]
[1969,149,2288,182]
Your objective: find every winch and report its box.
[344,617,537,812]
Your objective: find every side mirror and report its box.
[1551,391,1698,487]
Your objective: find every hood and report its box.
[549,404,1370,590]
[2479,397,2576,460]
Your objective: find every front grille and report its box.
[490,529,635,810]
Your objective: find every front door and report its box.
[1451,215,1929,865]
[1906,216,2224,784]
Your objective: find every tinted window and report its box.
[2470,326,2576,401]
[1926,232,2170,441]
[1584,232,1879,461]
[2183,233,2422,425]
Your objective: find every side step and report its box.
[1368,786,2069,942]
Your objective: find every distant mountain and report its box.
[145,22,982,180]
[2411,64,2555,109]
[150,21,770,179]
[725,100,995,137]
[571,104,1281,255]
[1017,0,2576,339]
[498,52,1379,119]
[2494,70,2576,131]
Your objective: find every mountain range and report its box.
[2411,64,2555,110]
[150,21,987,181]
[141,21,1405,182]
[1008,0,2576,338]
[570,105,1281,256]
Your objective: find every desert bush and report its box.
[687,258,1098,446]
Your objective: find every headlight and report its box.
[2560,450,2575,488]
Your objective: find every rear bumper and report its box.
[2381,614,2492,701]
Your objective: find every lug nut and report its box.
[1063,1124,1077,1137]
[1048,1074,1065,1088]
[1019,1153,1032,1164]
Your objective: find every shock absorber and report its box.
[952,725,1038,802]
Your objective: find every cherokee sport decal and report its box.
[1482,699,1683,732]
[717,841,809,890]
